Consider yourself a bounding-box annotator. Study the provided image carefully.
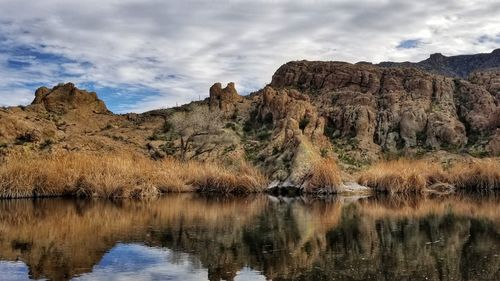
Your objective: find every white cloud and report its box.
[0,89,34,106]
[0,0,498,112]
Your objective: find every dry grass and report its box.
[0,152,268,198]
[304,158,342,193]
[446,159,500,190]
[193,162,268,193]
[358,158,500,194]
[357,159,445,194]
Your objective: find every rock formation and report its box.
[30,83,109,114]
[270,60,499,159]
[209,82,243,113]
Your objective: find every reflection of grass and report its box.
[0,152,267,198]
[357,195,500,222]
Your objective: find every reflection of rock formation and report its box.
[0,195,499,280]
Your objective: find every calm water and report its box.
[0,194,499,281]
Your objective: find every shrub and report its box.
[299,116,310,131]
[40,139,55,150]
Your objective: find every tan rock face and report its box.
[30,83,109,114]
[468,69,500,128]
[209,82,243,113]
[487,129,500,156]
[258,86,324,142]
[248,86,332,186]
[270,61,499,158]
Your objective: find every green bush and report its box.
[299,116,310,131]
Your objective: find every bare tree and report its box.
[168,105,234,160]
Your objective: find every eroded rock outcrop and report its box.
[209,82,243,113]
[30,83,109,114]
[270,61,499,160]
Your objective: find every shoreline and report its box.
[0,152,498,200]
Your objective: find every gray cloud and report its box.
[0,0,499,112]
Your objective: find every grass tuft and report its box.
[304,158,342,193]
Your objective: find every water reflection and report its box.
[0,194,499,281]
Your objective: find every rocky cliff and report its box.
[270,60,499,159]
[0,50,499,188]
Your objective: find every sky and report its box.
[0,0,499,113]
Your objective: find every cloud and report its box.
[0,0,499,113]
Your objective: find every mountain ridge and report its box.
[377,48,500,78]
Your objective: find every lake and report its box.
[0,194,499,281]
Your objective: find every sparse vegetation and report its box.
[168,105,236,160]
[257,130,272,141]
[102,123,114,130]
[299,116,310,131]
[39,139,55,150]
[16,131,40,144]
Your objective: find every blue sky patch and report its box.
[396,39,422,49]
[477,34,500,44]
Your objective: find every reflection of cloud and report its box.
[0,261,34,281]
[74,243,265,281]
[0,0,499,112]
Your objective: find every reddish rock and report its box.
[209,82,243,112]
[30,83,109,114]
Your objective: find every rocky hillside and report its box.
[378,48,500,78]
[1,51,499,188]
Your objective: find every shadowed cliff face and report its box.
[0,194,499,281]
